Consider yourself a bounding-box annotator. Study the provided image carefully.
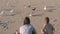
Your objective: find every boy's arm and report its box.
[52,26,55,31]
[41,24,46,34]
[51,24,55,31]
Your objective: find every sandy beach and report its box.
[0,0,60,34]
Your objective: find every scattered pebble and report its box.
[44,6,47,10]
[0,11,4,15]
[3,23,7,28]
[27,5,31,8]
[29,13,44,17]
[4,27,8,31]
[32,7,36,11]
[1,9,16,16]
[29,14,32,17]
[0,23,8,31]
[8,13,16,16]
[53,19,57,22]
[27,2,31,8]
[24,2,31,8]
[10,9,14,13]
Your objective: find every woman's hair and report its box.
[45,17,49,24]
[24,17,30,25]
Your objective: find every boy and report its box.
[41,17,55,34]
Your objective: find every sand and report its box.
[0,0,60,34]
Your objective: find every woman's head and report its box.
[24,17,30,25]
[44,17,49,24]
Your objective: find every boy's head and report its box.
[24,17,30,25]
[44,17,49,24]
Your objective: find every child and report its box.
[41,17,55,34]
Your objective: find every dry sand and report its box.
[0,0,60,34]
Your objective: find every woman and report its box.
[20,17,36,34]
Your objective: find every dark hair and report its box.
[24,17,30,25]
[45,17,49,24]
